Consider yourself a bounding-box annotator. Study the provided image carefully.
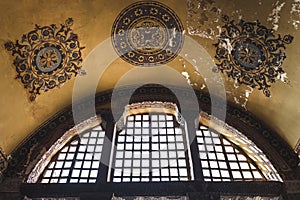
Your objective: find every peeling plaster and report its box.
[181,63,192,85]
[181,71,191,85]
[278,72,289,83]
[178,58,206,89]
[267,1,286,31]
[289,0,300,30]
[24,144,43,176]
[187,0,222,40]
[231,9,243,21]
[228,83,254,109]
[219,38,234,55]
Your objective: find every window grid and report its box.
[197,125,265,182]
[39,125,105,184]
[112,113,190,182]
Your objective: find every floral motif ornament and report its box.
[214,15,293,97]
[5,18,85,101]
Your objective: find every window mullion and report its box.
[67,137,80,183]
[121,119,127,182]
[149,113,153,181]
[97,115,114,183]
[188,122,204,181]
[164,114,171,181]
[156,114,162,181]
[219,135,234,181]
[130,115,135,182]
[181,123,192,181]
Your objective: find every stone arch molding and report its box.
[1,85,298,182]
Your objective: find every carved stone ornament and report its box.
[116,101,184,131]
[5,18,85,101]
[214,15,293,97]
[24,197,79,200]
[111,195,188,200]
[220,196,280,200]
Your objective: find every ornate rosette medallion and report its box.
[214,15,293,97]
[111,1,184,66]
[5,18,84,101]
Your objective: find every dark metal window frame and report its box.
[20,109,286,199]
[196,124,266,182]
[110,112,192,183]
[7,85,296,199]
[38,124,106,184]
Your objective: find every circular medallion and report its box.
[30,42,67,75]
[36,46,62,72]
[231,38,267,72]
[214,17,293,97]
[111,1,184,66]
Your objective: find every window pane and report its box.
[196,124,266,182]
[39,125,105,183]
[111,113,192,182]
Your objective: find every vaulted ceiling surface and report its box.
[0,0,299,156]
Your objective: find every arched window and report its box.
[2,86,297,200]
[39,125,105,184]
[20,100,287,200]
[28,102,281,186]
[197,113,282,182]
[27,117,105,184]
[197,124,264,181]
[109,102,193,183]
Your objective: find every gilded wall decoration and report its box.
[5,18,85,101]
[214,15,293,97]
[111,1,184,66]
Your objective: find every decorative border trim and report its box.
[220,196,280,200]
[111,195,188,200]
[125,101,178,116]
[116,101,179,131]
[24,197,80,200]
